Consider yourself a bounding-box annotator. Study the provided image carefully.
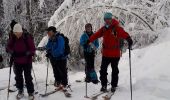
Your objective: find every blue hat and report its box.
[104,12,113,19]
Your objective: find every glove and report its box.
[7,50,18,57]
[126,37,133,49]
[46,53,52,58]
[36,47,46,51]
[25,51,31,56]
[46,49,52,58]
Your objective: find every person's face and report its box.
[86,26,92,33]
[104,18,112,25]
[14,32,22,38]
[47,31,54,38]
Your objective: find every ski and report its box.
[39,87,62,97]
[62,90,72,98]
[102,91,115,100]
[8,88,17,92]
[90,91,105,100]
[75,80,84,83]
[89,88,111,100]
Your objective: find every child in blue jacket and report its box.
[80,23,99,84]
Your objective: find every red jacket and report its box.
[89,19,130,57]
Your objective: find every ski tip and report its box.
[66,95,72,98]
[75,80,83,83]
[84,96,90,98]
[34,91,38,95]
[39,94,47,97]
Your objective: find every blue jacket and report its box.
[46,33,66,60]
[80,32,99,53]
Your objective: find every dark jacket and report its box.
[6,34,35,64]
[46,33,66,60]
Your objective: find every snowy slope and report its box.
[0,28,170,100]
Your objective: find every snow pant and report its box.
[84,52,95,74]
[14,63,34,93]
[50,58,68,87]
[100,57,120,87]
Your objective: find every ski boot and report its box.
[16,90,24,99]
[28,93,34,100]
[100,86,107,92]
[54,81,60,87]
[111,87,116,93]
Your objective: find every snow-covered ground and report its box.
[0,27,170,100]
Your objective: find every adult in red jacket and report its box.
[6,23,35,99]
[88,12,133,92]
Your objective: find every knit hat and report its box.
[104,12,113,19]
[13,24,23,33]
[46,26,56,33]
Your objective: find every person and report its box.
[86,12,133,92]
[80,23,99,84]
[6,23,35,99]
[9,20,18,39]
[0,54,3,63]
[45,26,69,91]
[8,20,18,83]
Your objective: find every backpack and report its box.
[57,33,71,56]
[102,26,125,50]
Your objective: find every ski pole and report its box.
[67,68,73,92]
[32,66,39,94]
[45,58,50,94]
[129,48,133,100]
[7,57,13,100]
[84,67,89,98]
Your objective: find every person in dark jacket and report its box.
[6,23,35,99]
[9,20,18,81]
[9,20,17,39]
[86,12,133,92]
[45,26,68,91]
[0,54,3,63]
[80,23,99,84]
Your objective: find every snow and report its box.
[48,0,73,26]
[39,0,46,9]
[0,28,170,100]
